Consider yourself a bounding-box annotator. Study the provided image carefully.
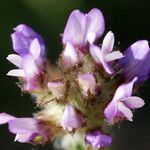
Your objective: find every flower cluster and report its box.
[0,8,149,150]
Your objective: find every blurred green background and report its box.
[0,0,149,150]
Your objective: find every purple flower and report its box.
[90,31,123,74]
[47,81,65,99]
[85,130,112,148]
[104,77,145,123]
[60,104,84,131]
[11,24,45,55]
[78,73,96,96]
[7,38,43,91]
[7,24,46,91]
[0,113,51,143]
[120,40,150,82]
[63,8,105,49]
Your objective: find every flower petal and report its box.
[8,118,39,134]
[120,40,150,82]
[7,54,23,68]
[104,102,118,123]
[104,51,124,62]
[11,24,45,55]
[101,31,114,53]
[63,8,105,47]
[123,96,145,109]
[86,8,105,44]
[22,54,38,79]
[14,133,33,143]
[112,77,137,102]
[60,42,79,69]
[90,45,114,74]
[63,10,86,46]
[7,69,25,77]
[11,32,29,54]
[117,102,133,121]
[85,130,112,148]
[29,38,41,60]
[90,44,101,64]
[60,104,83,131]
[0,113,16,125]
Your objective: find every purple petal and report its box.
[29,38,41,60]
[90,45,114,74]
[7,69,25,77]
[112,77,137,102]
[63,10,86,46]
[104,102,118,123]
[47,82,65,98]
[7,54,23,68]
[85,130,112,148]
[101,31,114,53]
[8,118,39,134]
[123,96,145,109]
[86,8,105,44]
[63,8,105,47]
[11,24,45,55]
[117,102,133,121]
[78,73,96,96]
[0,113,16,125]
[120,40,150,82]
[60,104,83,131]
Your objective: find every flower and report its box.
[7,24,46,91]
[0,113,51,143]
[7,38,44,91]
[63,8,105,49]
[104,77,145,123]
[60,104,84,131]
[77,73,96,97]
[85,130,112,148]
[120,40,150,82]
[11,24,45,55]
[90,31,124,74]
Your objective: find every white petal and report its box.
[90,44,102,64]
[102,31,114,53]
[14,133,32,143]
[22,54,38,79]
[117,102,133,121]
[61,42,78,69]
[7,69,25,77]
[7,54,23,68]
[86,32,96,44]
[104,51,124,62]
[29,38,41,60]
